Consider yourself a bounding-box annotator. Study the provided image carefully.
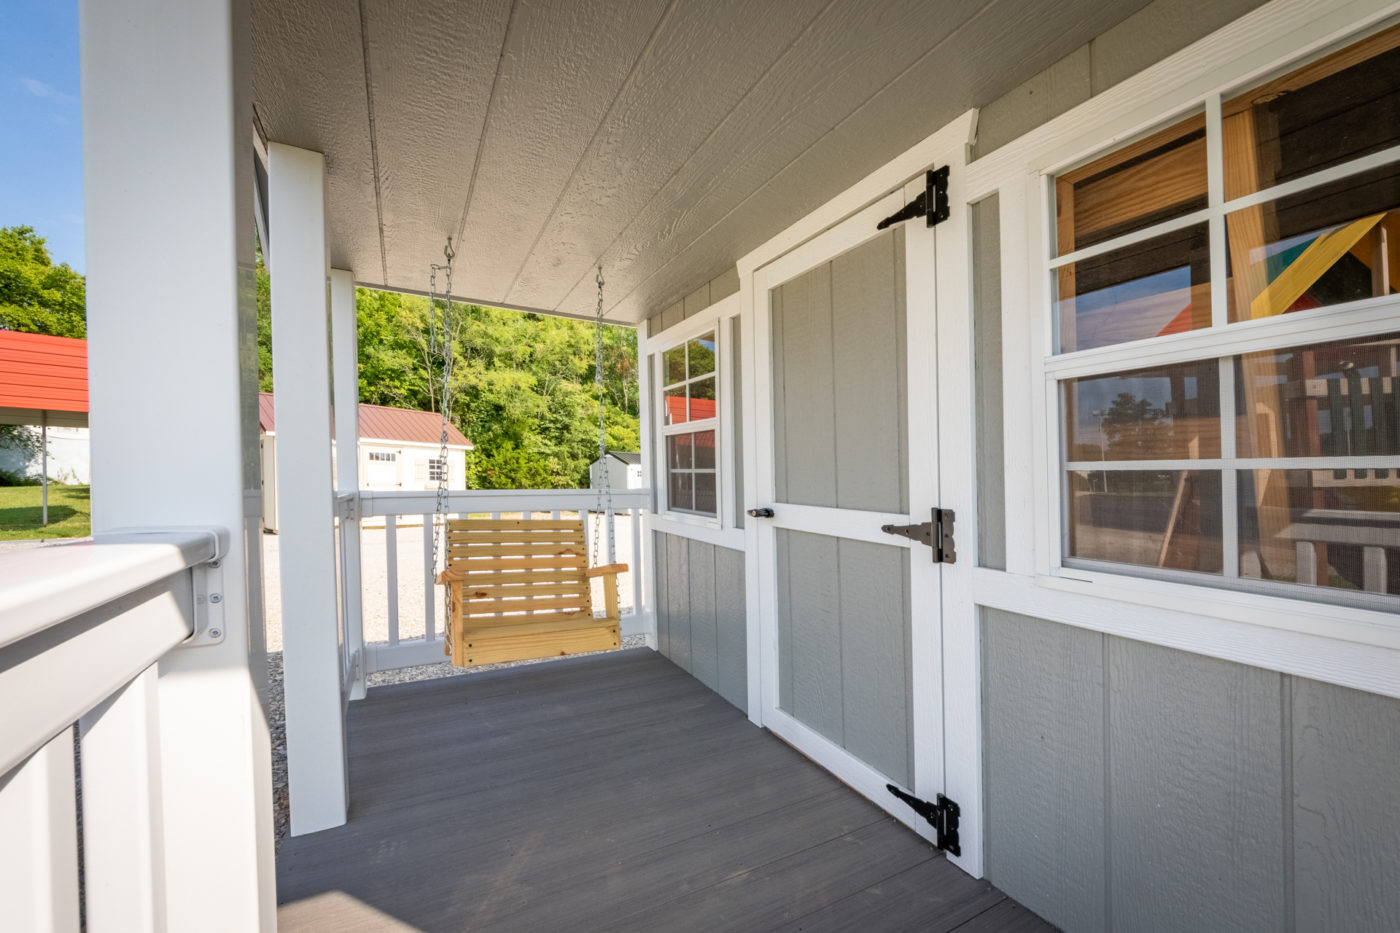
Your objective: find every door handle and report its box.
[747,507,775,518]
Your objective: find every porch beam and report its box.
[268,143,349,834]
[81,0,276,926]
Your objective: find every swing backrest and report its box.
[443,518,598,626]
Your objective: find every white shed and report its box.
[589,451,643,490]
[258,392,470,531]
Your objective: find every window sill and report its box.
[646,512,744,550]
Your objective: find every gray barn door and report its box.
[752,191,944,816]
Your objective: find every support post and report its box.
[331,269,366,700]
[40,411,48,526]
[82,0,276,926]
[268,143,349,834]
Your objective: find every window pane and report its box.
[693,430,716,470]
[1067,470,1222,572]
[687,334,716,378]
[669,471,694,512]
[1237,332,1400,459]
[1056,224,1211,352]
[1239,469,1399,595]
[693,472,717,516]
[1065,361,1221,461]
[1223,26,1400,201]
[1055,114,1206,254]
[664,346,686,385]
[689,376,716,421]
[667,434,692,470]
[1225,164,1400,322]
[664,385,688,425]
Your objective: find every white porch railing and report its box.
[334,488,652,680]
[0,530,225,930]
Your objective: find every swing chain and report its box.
[429,238,456,620]
[591,266,616,569]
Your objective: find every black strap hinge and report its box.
[876,167,950,231]
[887,785,961,856]
[880,508,955,564]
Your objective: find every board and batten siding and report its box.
[982,609,1400,933]
[653,532,747,713]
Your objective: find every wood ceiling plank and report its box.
[562,0,1154,323]
[361,0,513,289]
[252,0,384,278]
[501,0,831,313]
[450,0,672,301]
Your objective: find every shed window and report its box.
[1051,27,1400,604]
[368,451,397,462]
[428,458,447,483]
[660,331,718,517]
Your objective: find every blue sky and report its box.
[0,1,83,271]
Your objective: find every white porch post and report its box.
[80,0,276,928]
[331,269,367,700]
[268,143,350,834]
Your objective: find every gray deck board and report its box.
[277,648,1052,932]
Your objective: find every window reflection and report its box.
[1065,361,1221,461]
[1068,470,1223,572]
[1237,332,1400,460]
[1226,165,1400,322]
[1057,224,1211,352]
[1223,25,1400,200]
[1239,470,1399,594]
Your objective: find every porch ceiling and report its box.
[252,0,1148,324]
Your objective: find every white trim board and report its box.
[974,568,1400,700]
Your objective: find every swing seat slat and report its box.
[437,518,625,668]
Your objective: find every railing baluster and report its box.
[630,507,642,616]
[0,728,80,933]
[423,511,436,642]
[386,514,399,646]
[78,665,165,930]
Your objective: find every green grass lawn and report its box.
[0,484,91,540]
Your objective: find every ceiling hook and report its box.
[443,237,456,266]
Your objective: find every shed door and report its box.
[751,187,946,839]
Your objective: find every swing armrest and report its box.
[436,569,465,585]
[585,563,628,578]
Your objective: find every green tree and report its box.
[255,273,641,489]
[0,226,86,337]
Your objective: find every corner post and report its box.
[268,143,349,835]
[81,0,276,925]
[331,269,366,700]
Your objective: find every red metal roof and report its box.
[0,331,88,414]
[259,393,471,447]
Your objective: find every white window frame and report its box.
[647,292,744,548]
[427,457,447,483]
[963,0,1400,700]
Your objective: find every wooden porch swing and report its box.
[424,248,627,668]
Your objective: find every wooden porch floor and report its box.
[276,648,1052,932]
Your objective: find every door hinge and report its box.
[880,508,955,563]
[887,785,961,856]
[876,167,950,231]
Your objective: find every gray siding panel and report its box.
[666,533,692,674]
[972,196,1005,571]
[983,609,1106,933]
[653,532,747,714]
[836,539,910,786]
[831,229,906,514]
[773,263,838,506]
[688,541,719,691]
[654,532,670,657]
[781,530,843,742]
[1107,639,1286,932]
[970,0,1269,159]
[1292,678,1400,931]
[714,546,748,712]
[683,282,711,320]
[983,612,1400,932]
